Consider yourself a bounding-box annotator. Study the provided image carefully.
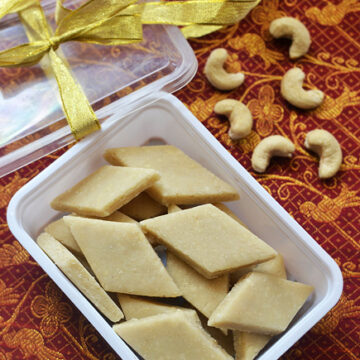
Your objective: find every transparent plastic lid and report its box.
[0,0,197,177]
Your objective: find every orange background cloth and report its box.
[1,0,359,359]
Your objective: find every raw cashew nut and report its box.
[204,48,245,91]
[269,17,311,59]
[214,99,253,140]
[251,135,295,173]
[281,68,324,109]
[304,129,342,179]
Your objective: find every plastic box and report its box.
[0,0,197,177]
[8,93,343,360]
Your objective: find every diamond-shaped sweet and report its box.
[64,216,180,297]
[51,165,160,217]
[141,204,277,279]
[167,252,229,319]
[113,310,233,360]
[37,233,123,322]
[208,272,313,335]
[104,145,239,205]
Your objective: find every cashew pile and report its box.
[269,17,311,59]
[304,130,342,179]
[204,48,245,91]
[281,68,324,109]
[251,136,295,173]
[214,100,253,140]
[203,16,343,179]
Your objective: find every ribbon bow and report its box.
[0,0,259,140]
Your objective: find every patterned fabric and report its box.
[1,0,359,359]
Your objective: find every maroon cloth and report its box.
[1,0,359,358]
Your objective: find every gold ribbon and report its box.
[0,0,35,18]
[0,0,260,140]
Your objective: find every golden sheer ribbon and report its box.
[0,0,260,140]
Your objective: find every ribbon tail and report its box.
[181,24,223,38]
[48,48,100,140]
[139,0,261,27]
[74,14,143,45]
[0,42,47,67]
[0,0,37,19]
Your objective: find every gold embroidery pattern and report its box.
[229,34,284,69]
[0,241,29,268]
[0,279,20,306]
[247,85,284,137]
[312,295,360,335]
[237,130,261,153]
[0,174,29,209]
[31,282,72,338]
[0,0,360,359]
[342,261,360,279]
[3,329,65,360]
[251,0,286,40]
[306,0,360,26]
[0,349,11,360]
[312,86,360,119]
[300,184,360,223]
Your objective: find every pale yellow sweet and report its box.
[167,252,229,319]
[121,192,166,220]
[233,332,271,360]
[208,272,314,335]
[141,204,277,279]
[230,253,287,284]
[113,310,233,360]
[44,217,81,254]
[45,211,137,255]
[117,294,191,319]
[167,204,182,214]
[51,165,160,217]
[36,233,123,322]
[104,145,239,205]
[101,210,138,223]
[231,254,286,359]
[102,211,155,244]
[76,254,94,275]
[213,203,248,228]
[117,294,234,356]
[197,312,234,356]
[64,216,180,297]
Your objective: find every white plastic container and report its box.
[7,93,343,360]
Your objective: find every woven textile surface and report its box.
[0,0,359,359]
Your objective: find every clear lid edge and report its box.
[0,25,198,178]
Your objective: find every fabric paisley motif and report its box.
[305,0,360,26]
[312,295,360,335]
[300,184,360,223]
[3,329,65,360]
[228,33,284,69]
[312,86,360,119]
[0,173,28,209]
